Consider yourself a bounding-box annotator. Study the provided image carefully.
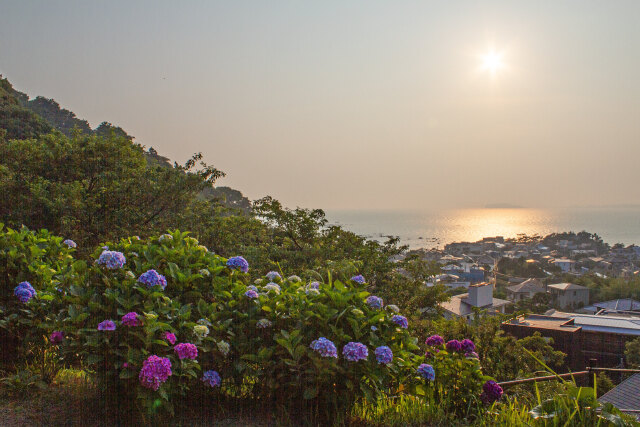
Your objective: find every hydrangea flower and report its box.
[158,234,173,242]
[374,346,393,364]
[461,339,475,353]
[194,325,209,338]
[386,304,400,313]
[306,288,320,296]
[96,250,126,269]
[308,282,320,290]
[49,331,64,344]
[137,269,167,290]
[14,282,36,303]
[371,325,378,331]
[97,320,116,331]
[217,340,230,356]
[226,256,249,273]
[256,319,272,328]
[425,335,445,347]
[202,370,221,388]
[62,239,77,248]
[392,315,408,329]
[446,339,462,353]
[481,380,503,404]
[199,268,210,277]
[350,275,366,284]
[287,275,301,283]
[164,332,176,345]
[465,351,479,359]
[121,312,142,327]
[343,342,368,362]
[174,343,198,360]
[417,364,435,381]
[310,337,338,358]
[245,289,259,299]
[366,295,383,309]
[264,283,281,295]
[139,355,172,391]
[265,271,281,281]
[247,285,258,292]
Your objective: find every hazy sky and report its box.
[2,1,640,210]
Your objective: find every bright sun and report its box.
[480,50,505,75]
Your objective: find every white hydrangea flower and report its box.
[217,340,230,356]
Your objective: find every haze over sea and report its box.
[326,207,640,250]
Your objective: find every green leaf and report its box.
[303,387,318,400]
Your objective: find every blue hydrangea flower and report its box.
[366,295,383,309]
[202,370,221,388]
[14,282,36,303]
[417,363,435,381]
[244,289,259,299]
[375,346,393,364]
[391,315,408,329]
[62,239,77,248]
[343,342,368,362]
[247,285,258,292]
[308,282,320,290]
[226,256,249,273]
[310,337,338,358]
[371,325,378,331]
[350,275,366,284]
[96,250,126,269]
[137,269,167,290]
[265,271,281,281]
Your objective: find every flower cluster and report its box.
[174,343,198,360]
[386,304,400,313]
[217,340,230,356]
[97,320,116,331]
[350,275,366,284]
[446,340,462,352]
[164,332,177,344]
[417,363,435,381]
[426,335,445,347]
[310,337,338,358]
[366,295,383,309]
[481,380,503,404]
[461,339,475,353]
[122,312,142,327]
[49,331,64,344]
[139,355,172,391]
[137,269,167,290]
[265,271,281,281]
[307,282,320,290]
[202,370,221,388]
[287,275,301,283]
[62,239,77,248]
[374,346,393,364]
[306,288,320,296]
[392,315,408,329]
[226,256,249,273]
[256,319,272,328]
[194,325,209,338]
[244,289,259,299]
[96,250,126,269]
[263,283,281,294]
[343,342,368,362]
[14,282,36,303]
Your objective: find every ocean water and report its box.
[325,207,640,249]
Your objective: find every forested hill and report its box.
[0,75,250,212]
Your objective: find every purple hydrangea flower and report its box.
[121,312,142,327]
[310,337,338,358]
[425,335,445,347]
[14,282,36,303]
[446,340,462,353]
[247,285,258,292]
[139,355,172,391]
[62,239,77,248]
[202,370,221,388]
[343,342,368,362]
[174,343,198,360]
[350,275,366,284]
[481,380,503,404]
[96,250,126,269]
[392,315,408,329]
[137,269,167,290]
[417,363,435,381]
[265,271,281,281]
[366,295,383,309]
[374,346,393,364]
[226,256,249,273]
[244,289,259,299]
[461,339,475,353]
[97,320,116,331]
[308,282,320,290]
[49,331,64,344]
[164,332,176,345]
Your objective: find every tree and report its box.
[625,338,640,368]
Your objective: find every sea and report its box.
[325,207,640,250]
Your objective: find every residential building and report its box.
[440,282,510,321]
[548,283,590,309]
[506,278,546,302]
[552,258,577,273]
[582,299,640,316]
[598,373,640,421]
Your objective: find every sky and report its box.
[2,1,640,210]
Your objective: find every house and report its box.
[582,299,640,315]
[548,283,590,309]
[598,373,640,421]
[506,278,546,302]
[551,258,577,273]
[440,282,510,321]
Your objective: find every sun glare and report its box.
[480,50,505,75]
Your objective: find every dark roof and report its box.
[591,299,640,312]
[598,373,640,419]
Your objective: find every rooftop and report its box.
[584,299,640,313]
[548,282,588,291]
[507,278,545,294]
[598,373,640,420]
